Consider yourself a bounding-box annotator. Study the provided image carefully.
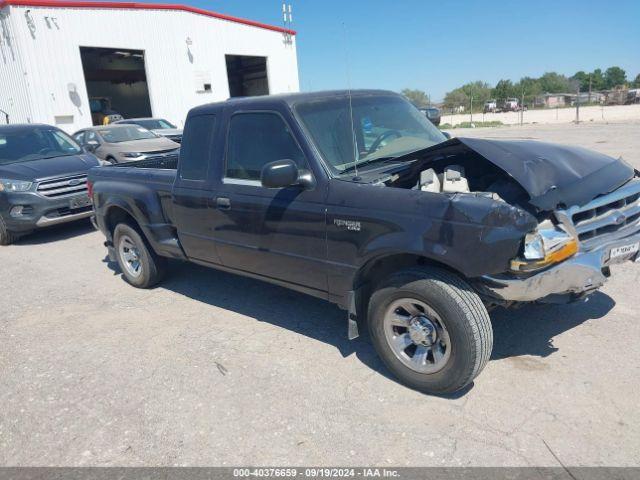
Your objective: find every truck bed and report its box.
[88,155,178,232]
[91,155,178,193]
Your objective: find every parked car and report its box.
[73,125,179,164]
[115,118,183,143]
[89,90,640,394]
[0,124,100,245]
[420,107,441,126]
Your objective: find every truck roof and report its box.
[189,89,399,115]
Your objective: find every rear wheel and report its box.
[368,267,493,394]
[113,222,167,288]
[0,214,19,246]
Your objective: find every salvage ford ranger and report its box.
[88,90,640,394]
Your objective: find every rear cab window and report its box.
[179,114,216,181]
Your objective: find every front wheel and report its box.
[368,267,493,394]
[0,214,20,246]
[113,222,167,288]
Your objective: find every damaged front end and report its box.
[384,137,640,305]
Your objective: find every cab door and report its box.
[209,109,329,293]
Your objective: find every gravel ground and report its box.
[1,122,640,467]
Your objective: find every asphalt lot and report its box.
[1,122,640,467]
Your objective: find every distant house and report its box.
[534,92,606,108]
[534,93,573,108]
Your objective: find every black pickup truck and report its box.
[89,90,640,394]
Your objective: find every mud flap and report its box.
[347,290,359,340]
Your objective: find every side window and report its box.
[179,114,216,181]
[50,130,79,152]
[86,131,99,144]
[73,132,85,144]
[226,112,305,181]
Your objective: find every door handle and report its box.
[216,197,231,210]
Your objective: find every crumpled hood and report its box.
[0,153,100,182]
[428,137,635,211]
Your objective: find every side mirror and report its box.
[441,131,451,139]
[261,159,309,189]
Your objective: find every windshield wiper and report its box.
[39,153,78,159]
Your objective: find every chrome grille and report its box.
[37,174,88,198]
[559,179,640,248]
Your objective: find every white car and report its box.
[115,118,183,143]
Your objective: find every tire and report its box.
[0,214,19,246]
[368,267,492,394]
[113,222,167,288]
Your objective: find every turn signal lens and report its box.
[511,223,579,272]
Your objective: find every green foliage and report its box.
[401,89,430,108]
[443,87,468,109]
[571,71,590,91]
[604,67,627,89]
[491,79,514,102]
[441,66,635,112]
[443,81,491,111]
[538,72,572,93]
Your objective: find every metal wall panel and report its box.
[0,5,33,124]
[3,4,299,132]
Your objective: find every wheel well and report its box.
[353,253,463,323]
[105,206,138,236]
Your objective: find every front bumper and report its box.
[478,231,640,302]
[0,191,92,233]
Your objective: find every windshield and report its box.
[0,127,82,165]
[99,126,158,143]
[295,95,446,173]
[131,119,176,130]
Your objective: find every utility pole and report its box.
[520,88,525,126]
[575,84,580,124]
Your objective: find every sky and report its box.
[147,0,639,101]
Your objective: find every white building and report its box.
[0,0,299,132]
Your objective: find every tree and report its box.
[539,72,572,93]
[633,74,640,88]
[513,77,543,106]
[492,79,515,102]
[604,66,627,89]
[443,88,468,110]
[401,89,430,108]
[571,71,590,91]
[590,69,606,90]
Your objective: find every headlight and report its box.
[511,220,578,272]
[0,179,33,192]
[123,152,143,158]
